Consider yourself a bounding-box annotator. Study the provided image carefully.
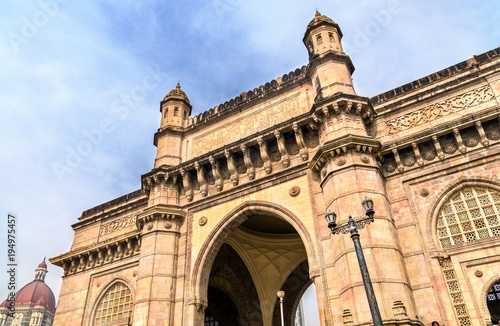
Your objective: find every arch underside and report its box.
[200,203,314,326]
[193,201,317,305]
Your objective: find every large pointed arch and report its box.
[191,200,318,305]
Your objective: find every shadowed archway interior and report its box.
[205,214,310,326]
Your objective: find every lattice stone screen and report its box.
[94,282,132,325]
[437,187,500,248]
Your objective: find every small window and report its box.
[329,33,335,43]
[174,107,179,117]
[316,34,323,45]
[488,281,500,321]
[164,107,168,118]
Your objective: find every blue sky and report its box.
[0,0,499,323]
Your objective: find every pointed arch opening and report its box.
[192,201,318,326]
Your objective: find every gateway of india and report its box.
[50,11,500,326]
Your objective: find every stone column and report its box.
[319,147,419,325]
[132,205,186,326]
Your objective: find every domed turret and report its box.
[303,10,345,61]
[303,11,356,97]
[0,259,56,312]
[160,83,192,129]
[154,83,192,168]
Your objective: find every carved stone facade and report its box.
[50,11,500,326]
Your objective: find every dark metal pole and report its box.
[350,229,383,326]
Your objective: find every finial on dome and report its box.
[315,9,321,17]
[176,81,181,89]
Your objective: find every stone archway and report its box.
[192,201,317,326]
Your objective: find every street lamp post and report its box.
[324,197,383,326]
[277,291,285,326]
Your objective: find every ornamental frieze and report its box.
[192,94,301,157]
[386,85,495,134]
[99,215,137,236]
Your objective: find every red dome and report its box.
[38,261,47,269]
[11,279,56,312]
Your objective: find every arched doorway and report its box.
[204,212,312,326]
[488,281,500,321]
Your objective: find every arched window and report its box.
[488,281,500,321]
[316,34,323,46]
[164,107,168,118]
[174,107,179,117]
[11,313,23,326]
[93,282,133,325]
[329,32,335,43]
[437,187,500,248]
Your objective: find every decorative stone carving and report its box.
[475,121,489,146]
[99,215,137,236]
[475,269,483,277]
[392,148,404,172]
[453,128,467,153]
[386,85,495,134]
[274,130,290,167]
[293,122,309,161]
[322,106,330,117]
[240,144,255,180]
[420,188,429,197]
[392,301,407,318]
[209,156,223,191]
[336,157,346,166]
[199,216,208,226]
[224,149,239,186]
[289,186,301,197]
[180,168,193,201]
[432,136,445,160]
[412,142,424,166]
[257,136,272,174]
[342,309,353,325]
[87,252,95,269]
[97,248,105,265]
[192,95,301,156]
[194,161,208,197]
[105,245,114,262]
[115,242,124,260]
[385,163,396,173]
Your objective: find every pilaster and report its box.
[132,205,186,326]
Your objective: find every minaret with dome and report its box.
[0,259,56,326]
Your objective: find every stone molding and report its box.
[386,85,495,134]
[135,204,186,233]
[382,114,500,176]
[50,231,141,276]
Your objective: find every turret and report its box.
[35,258,48,281]
[160,83,192,129]
[303,11,356,97]
[154,83,192,168]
